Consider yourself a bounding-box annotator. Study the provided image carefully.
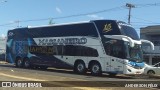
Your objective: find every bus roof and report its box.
[27,20,91,29]
[10,19,118,30]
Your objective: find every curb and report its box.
[149,75,160,79]
[121,74,160,79]
[0,61,8,64]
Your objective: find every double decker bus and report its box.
[6,20,154,76]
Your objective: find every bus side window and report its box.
[65,45,75,56]
[85,46,98,57]
[111,43,125,59]
[57,45,63,55]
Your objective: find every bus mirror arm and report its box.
[141,39,154,50]
[112,35,135,47]
[122,37,134,47]
[104,35,135,47]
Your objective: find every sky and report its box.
[0,0,160,38]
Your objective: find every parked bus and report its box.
[6,20,154,76]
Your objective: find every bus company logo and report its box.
[103,23,112,33]
[8,32,14,37]
[35,37,87,46]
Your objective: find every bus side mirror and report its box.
[130,42,134,47]
[122,37,134,47]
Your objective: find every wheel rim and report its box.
[148,71,155,75]
[17,59,22,67]
[77,63,84,72]
[92,64,100,73]
[24,60,29,67]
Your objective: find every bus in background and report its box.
[6,20,154,76]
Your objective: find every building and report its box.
[0,37,6,60]
[140,25,160,65]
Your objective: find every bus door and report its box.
[110,41,124,73]
[104,40,124,73]
[110,56,124,73]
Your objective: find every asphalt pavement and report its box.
[0,62,159,90]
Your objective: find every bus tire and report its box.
[108,73,117,77]
[147,70,155,75]
[90,62,102,76]
[15,58,23,68]
[74,61,86,74]
[23,58,30,68]
[40,66,48,70]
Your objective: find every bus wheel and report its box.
[108,73,117,77]
[90,62,102,76]
[40,66,48,70]
[74,61,86,74]
[16,58,23,68]
[23,58,30,68]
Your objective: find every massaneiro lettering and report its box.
[34,37,87,46]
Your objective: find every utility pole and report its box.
[14,20,20,27]
[49,18,55,25]
[126,3,135,24]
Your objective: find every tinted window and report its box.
[29,45,98,57]
[120,25,140,40]
[28,23,98,38]
[104,40,125,59]
[64,45,98,57]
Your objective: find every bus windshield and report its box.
[118,22,140,40]
[104,39,143,62]
[124,42,143,62]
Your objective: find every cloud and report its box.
[56,7,62,14]
[87,14,104,19]
[1,34,6,39]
